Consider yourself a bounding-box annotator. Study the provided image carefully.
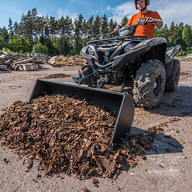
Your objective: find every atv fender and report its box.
[113,37,167,70]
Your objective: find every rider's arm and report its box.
[146,17,163,28]
[155,20,163,28]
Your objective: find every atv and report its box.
[74,18,181,108]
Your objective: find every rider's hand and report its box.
[114,28,119,33]
[146,17,154,21]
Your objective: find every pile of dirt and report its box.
[48,55,86,67]
[0,95,158,180]
[43,73,71,79]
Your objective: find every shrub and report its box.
[32,43,49,55]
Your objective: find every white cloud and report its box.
[151,0,192,26]
[57,9,63,19]
[57,9,78,22]
[109,0,192,26]
[106,6,111,11]
[108,1,136,24]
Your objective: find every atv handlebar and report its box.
[116,18,158,36]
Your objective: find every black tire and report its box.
[78,64,93,87]
[133,60,166,108]
[165,59,180,92]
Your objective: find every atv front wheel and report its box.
[133,60,166,108]
[78,64,97,87]
[165,59,180,92]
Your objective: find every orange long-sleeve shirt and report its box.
[125,10,162,38]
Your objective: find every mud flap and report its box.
[29,79,134,144]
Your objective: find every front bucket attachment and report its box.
[29,79,134,144]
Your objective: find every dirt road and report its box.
[0,62,192,192]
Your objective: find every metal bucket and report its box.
[29,79,134,144]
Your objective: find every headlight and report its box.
[124,43,133,52]
[88,47,94,55]
[120,29,129,36]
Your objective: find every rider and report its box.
[125,0,163,38]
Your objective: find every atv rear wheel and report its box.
[133,60,166,108]
[165,59,180,92]
[79,64,97,87]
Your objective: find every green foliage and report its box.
[176,50,186,56]
[0,36,7,50]
[9,34,32,53]
[44,39,56,56]
[121,16,129,26]
[154,27,163,37]
[92,15,101,39]
[101,14,109,39]
[69,37,83,56]
[186,46,192,54]
[32,42,49,54]
[1,47,12,54]
[0,27,9,42]
[182,24,192,46]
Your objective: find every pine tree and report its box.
[92,15,101,39]
[87,16,94,40]
[65,15,74,37]
[101,14,109,39]
[74,14,84,38]
[182,24,192,46]
[8,18,13,33]
[108,18,117,37]
[121,16,129,26]
[13,22,20,35]
[0,26,9,42]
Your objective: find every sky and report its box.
[0,0,192,29]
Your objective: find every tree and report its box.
[58,16,66,54]
[9,34,29,53]
[161,24,169,40]
[101,14,109,39]
[49,16,57,40]
[44,39,56,56]
[182,24,192,46]
[8,18,13,33]
[121,16,129,26]
[32,42,49,54]
[74,14,84,39]
[13,22,20,35]
[154,27,163,37]
[167,23,180,44]
[92,15,101,39]
[87,16,94,39]
[81,19,88,37]
[108,18,117,37]
[64,15,74,37]
[0,36,6,50]
[0,26,9,42]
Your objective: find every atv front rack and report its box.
[88,36,150,47]
[29,79,134,144]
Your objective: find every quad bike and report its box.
[74,18,181,108]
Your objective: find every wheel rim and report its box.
[153,73,164,99]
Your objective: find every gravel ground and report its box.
[0,62,192,192]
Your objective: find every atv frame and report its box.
[76,19,181,108]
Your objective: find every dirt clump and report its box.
[0,95,158,180]
[43,73,71,79]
